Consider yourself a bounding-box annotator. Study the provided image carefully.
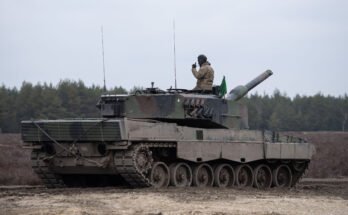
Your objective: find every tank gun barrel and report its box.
[227,70,273,101]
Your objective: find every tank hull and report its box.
[22,118,314,188]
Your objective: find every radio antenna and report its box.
[101,26,106,92]
[173,19,177,89]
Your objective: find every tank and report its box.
[21,70,315,189]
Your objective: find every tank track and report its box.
[114,142,176,188]
[31,150,66,188]
[31,144,308,188]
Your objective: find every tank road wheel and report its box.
[150,162,170,188]
[253,164,272,189]
[193,163,214,187]
[170,162,192,187]
[214,164,235,188]
[235,164,254,187]
[133,145,153,174]
[272,164,292,188]
[292,160,307,172]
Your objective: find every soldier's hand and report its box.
[192,63,197,69]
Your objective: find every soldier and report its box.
[191,54,215,91]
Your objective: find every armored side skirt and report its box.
[124,118,314,163]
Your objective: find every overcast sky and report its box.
[0,0,347,97]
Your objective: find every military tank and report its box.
[21,70,314,189]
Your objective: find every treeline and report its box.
[0,81,347,133]
[0,80,127,133]
[242,91,348,131]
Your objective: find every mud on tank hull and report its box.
[22,118,314,189]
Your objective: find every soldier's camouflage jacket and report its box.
[192,61,214,90]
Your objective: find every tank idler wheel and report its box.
[214,163,235,188]
[170,162,192,187]
[272,164,292,188]
[235,164,254,187]
[292,160,307,172]
[253,164,272,189]
[150,162,170,188]
[193,163,214,187]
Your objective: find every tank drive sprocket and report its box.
[114,144,152,187]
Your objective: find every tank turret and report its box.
[96,70,273,129]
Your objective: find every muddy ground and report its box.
[0,178,347,215]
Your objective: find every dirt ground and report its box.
[0,178,347,215]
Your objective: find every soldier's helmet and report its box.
[198,54,207,66]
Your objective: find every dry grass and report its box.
[0,134,41,185]
[284,131,348,178]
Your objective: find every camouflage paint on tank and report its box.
[98,94,247,129]
[21,119,123,142]
[96,70,272,130]
[22,70,275,145]
[125,94,183,119]
[22,117,314,165]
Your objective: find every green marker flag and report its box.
[218,76,227,98]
